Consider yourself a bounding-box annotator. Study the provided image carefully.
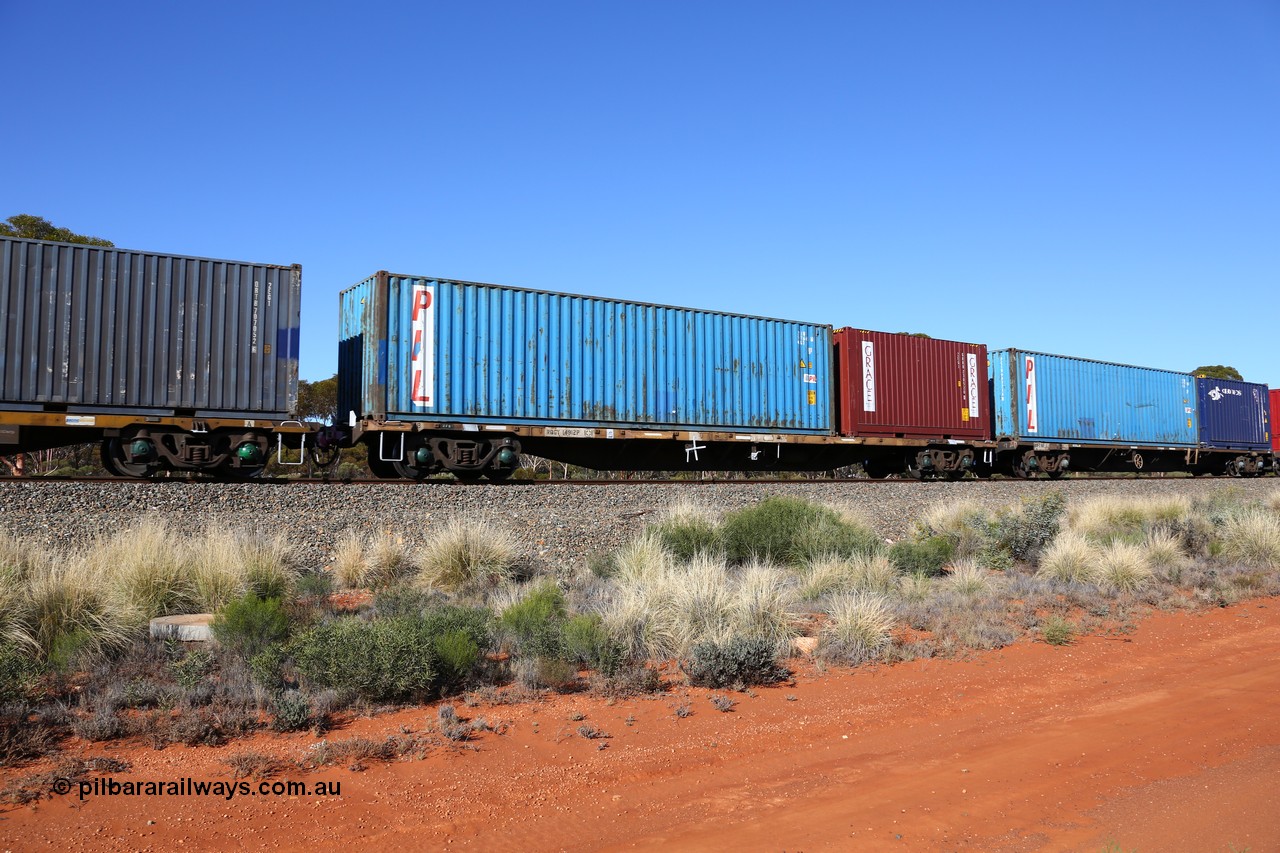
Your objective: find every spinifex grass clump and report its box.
[795,552,899,599]
[603,551,800,661]
[1091,542,1153,593]
[417,518,518,594]
[1036,533,1100,584]
[819,593,895,664]
[93,517,195,621]
[1219,510,1280,569]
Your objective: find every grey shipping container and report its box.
[0,235,302,417]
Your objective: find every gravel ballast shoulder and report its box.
[2,479,1277,573]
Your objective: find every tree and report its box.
[1191,365,1243,381]
[0,214,113,246]
[296,374,339,425]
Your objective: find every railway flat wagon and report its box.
[989,349,1198,476]
[0,235,307,476]
[833,329,989,478]
[340,271,835,479]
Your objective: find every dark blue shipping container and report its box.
[1195,377,1271,450]
[339,271,833,434]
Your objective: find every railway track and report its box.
[1,474,1272,485]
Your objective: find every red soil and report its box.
[4,601,1279,852]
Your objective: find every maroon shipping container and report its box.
[1272,389,1280,453]
[834,329,988,439]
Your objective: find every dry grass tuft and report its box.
[820,593,895,661]
[1091,542,1154,593]
[1036,533,1100,583]
[417,518,518,593]
[947,559,992,596]
[1219,509,1280,569]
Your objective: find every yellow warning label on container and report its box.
[1187,418,1192,429]
[807,390,817,405]
[961,408,969,422]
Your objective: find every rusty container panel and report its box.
[1196,377,1270,450]
[833,329,987,439]
[0,235,301,417]
[338,271,833,434]
[1272,389,1280,453]
[989,349,1197,447]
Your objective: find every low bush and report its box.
[270,693,313,732]
[562,613,625,676]
[719,497,877,566]
[888,537,954,576]
[498,582,567,657]
[994,491,1065,561]
[1041,617,1074,646]
[684,636,786,689]
[212,595,290,660]
[290,617,438,701]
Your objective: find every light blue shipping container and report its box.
[990,349,1197,447]
[339,272,832,434]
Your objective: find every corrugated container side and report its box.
[0,236,301,416]
[989,349,1197,446]
[833,329,987,439]
[1272,389,1280,454]
[339,272,833,434]
[1196,378,1270,450]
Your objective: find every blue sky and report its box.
[3,2,1277,384]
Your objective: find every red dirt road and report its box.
[5,601,1279,852]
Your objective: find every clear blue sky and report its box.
[3,2,1277,384]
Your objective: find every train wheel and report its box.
[366,453,401,480]
[101,438,153,478]
[483,468,514,482]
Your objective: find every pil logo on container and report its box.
[1024,356,1038,433]
[1207,386,1242,402]
[410,284,435,406]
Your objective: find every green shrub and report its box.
[889,537,954,576]
[563,614,625,676]
[170,650,213,691]
[994,491,1065,561]
[212,595,290,660]
[0,645,41,704]
[372,584,434,618]
[719,497,836,565]
[433,630,481,688]
[270,693,313,732]
[684,636,786,688]
[1041,617,1074,646]
[499,582,567,658]
[289,617,438,701]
